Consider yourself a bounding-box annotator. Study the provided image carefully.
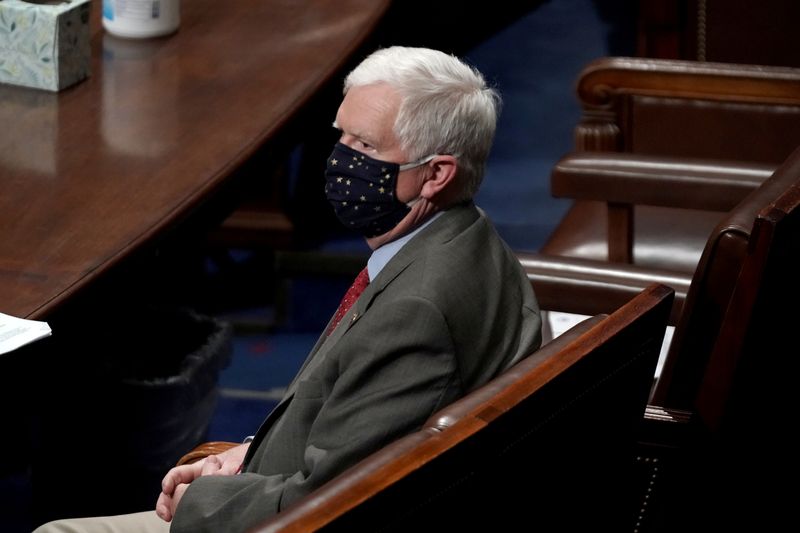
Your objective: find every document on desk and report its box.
[0,312,52,355]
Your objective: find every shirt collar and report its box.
[366,212,444,282]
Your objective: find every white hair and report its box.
[344,46,501,202]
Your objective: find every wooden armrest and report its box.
[578,57,800,107]
[518,252,690,325]
[176,441,240,466]
[551,153,774,211]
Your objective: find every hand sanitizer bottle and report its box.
[102,0,180,39]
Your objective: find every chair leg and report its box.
[608,202,634,263]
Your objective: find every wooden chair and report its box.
[521,143,800,531]
[541,56,800,274]
[638,151,800,532]
[178,284,674,531]
[525,143,800,405]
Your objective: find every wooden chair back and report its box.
[694,169,800,434]
[250,283,674,532]
[634,151,800,533]
[652,145,800,412]
[574,57,800,162]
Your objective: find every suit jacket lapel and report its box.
[287,203,480,390]
[286,204,480,401]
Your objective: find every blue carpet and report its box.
[205,283,344,443]
[219,333,317,390]
[207,396,279,443]
[470,0,616,252]
[207,331,318,442]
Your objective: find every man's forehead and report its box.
[336,85,400,144]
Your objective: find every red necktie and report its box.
[326,267,370,336]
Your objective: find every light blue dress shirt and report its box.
[366,212,444,281]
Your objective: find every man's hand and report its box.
[155,442,250,522]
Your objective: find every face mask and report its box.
[324,142,435,237]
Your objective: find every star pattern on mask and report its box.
[328,172,394,206]
[325,143,413,238]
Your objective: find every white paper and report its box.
[0,312,52,355]
[546,310,674,380]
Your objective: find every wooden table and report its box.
[0,0,390,320]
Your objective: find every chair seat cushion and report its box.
[540,201,723,274]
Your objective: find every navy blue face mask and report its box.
[324,142,435,237]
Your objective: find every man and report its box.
[36,46,541,532]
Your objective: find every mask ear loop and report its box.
[399,154,438,171]
[399,155,440,208]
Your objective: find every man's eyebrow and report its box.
[333,122,380,147]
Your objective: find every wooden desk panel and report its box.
[0,0,389,319]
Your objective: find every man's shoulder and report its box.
[412,202,487,244]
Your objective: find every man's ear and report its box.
[420,155,458,199]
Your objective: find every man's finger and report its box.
[161,464,199,494]
[171,483,189,517]
[155,493,173,522]
[200,454,221,476]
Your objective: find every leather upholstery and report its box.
[637,148,800,533]
[542,57,800,275]
[544,200,726,272]
[523,145,800,413]
[543,153,774,271]
[654,145,800,407]
[628,96,800,162]
[519,147,800,533]
[519,251,690,325]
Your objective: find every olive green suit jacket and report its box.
[172,203,542,532]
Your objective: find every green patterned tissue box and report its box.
[0,0,92,91]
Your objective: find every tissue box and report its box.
[0,0,92,91]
